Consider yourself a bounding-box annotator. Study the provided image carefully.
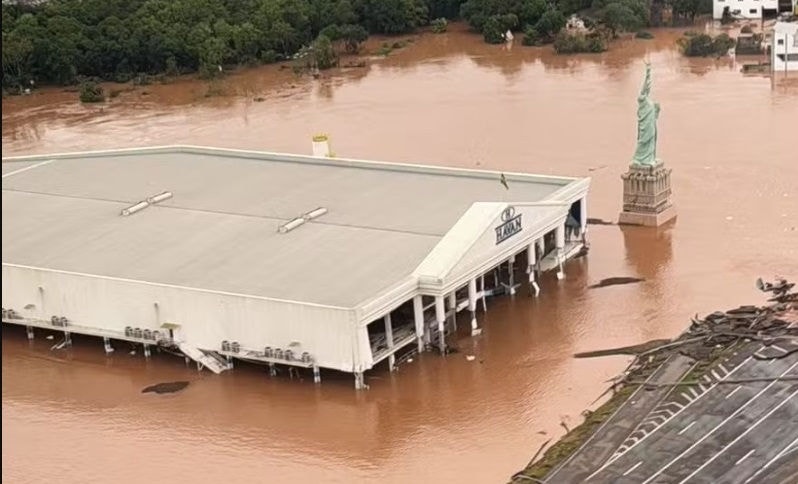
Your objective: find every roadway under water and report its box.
[2,25,797,484]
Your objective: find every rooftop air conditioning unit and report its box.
[264,347,273,358]
[59,316,68,327]
[152,331,161,342]
[231,341,240,354]
[221,340,231,352]
[125,326,133,337]
[274,348,284,360]
[301,352,313,364]
[284,349,294,361]
[143,329,152,340]
[134,327,143,339]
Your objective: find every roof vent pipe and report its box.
[147,191,173,204]
[303,207,328,220]
[278,217,306,233]
[121,201,150,216]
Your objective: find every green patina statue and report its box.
[632,63,660,166]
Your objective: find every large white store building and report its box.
[2,146,590,388]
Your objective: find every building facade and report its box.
[2,146,590,389]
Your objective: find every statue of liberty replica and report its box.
[618,63,676,227]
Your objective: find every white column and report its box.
[508,255,516,295]
[26,326,34,340]
[536,238,545,274]
[580,197,587,240]
[435,295,446,354]
[555,224,566,280]
[354,371,366,390]
[64,331,72,347]
[468,278,481,335]
[480,275,487,312]
[313,365,321,384]
[413,295,425,352]
[448,292,457,331]
[527,243,540,296]
[384,313,395,371]
[103,336,114,354]
[143,343,151,358]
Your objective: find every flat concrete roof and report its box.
[2,147,576,308]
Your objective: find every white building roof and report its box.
[2,146,582,309]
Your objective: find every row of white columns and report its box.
[365,200,587,388]
[415,217,580,353]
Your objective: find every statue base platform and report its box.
[618,206,676,227]
[618,160,676,228]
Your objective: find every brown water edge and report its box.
[3,22,798,484]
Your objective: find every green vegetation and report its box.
[78,81,104,102]
[678,32,736,57]
[0,0,720,90]
[553,31,608,53]
[1,0,427,91]
[430,17,448,33]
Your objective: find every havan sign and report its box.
[495,207,522,245]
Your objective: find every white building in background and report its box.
[772,21,798,71]
[713,0,795,19]
[2,146,590,389]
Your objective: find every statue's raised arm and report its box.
[639,62,652,98]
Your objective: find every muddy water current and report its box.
[2,25,797,483]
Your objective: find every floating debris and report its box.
[142,381,190,394]
[588,277,644,289]
[466,355,476,361]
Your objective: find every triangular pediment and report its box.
[414,202,568,287]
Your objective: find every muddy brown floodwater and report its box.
[2,25,797,484]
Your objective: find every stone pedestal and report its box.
[618,160,676,227]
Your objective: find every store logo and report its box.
[495,206,522,245]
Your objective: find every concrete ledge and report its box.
[618,206,677,227]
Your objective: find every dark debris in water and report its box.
[142,381,189,394]
[588,277,644,289]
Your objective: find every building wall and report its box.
[714,0,762,19]
[773,32,798,71]
[2,264,366,372]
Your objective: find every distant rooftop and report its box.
[2,146,578,308]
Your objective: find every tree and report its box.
[482,15,505,43]
[356,0,428,34]
[534,8,566,41]
[598,1,646,37]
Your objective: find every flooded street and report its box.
[2,25,797,483]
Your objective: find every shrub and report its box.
[535,9,567,40]
[523,27,541,46]
[431,17,448,33]
[482,16,506,43]
[678,33,736,57]
[78,82,104,103]
[553,31,608,53]
[740,25,753,34]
